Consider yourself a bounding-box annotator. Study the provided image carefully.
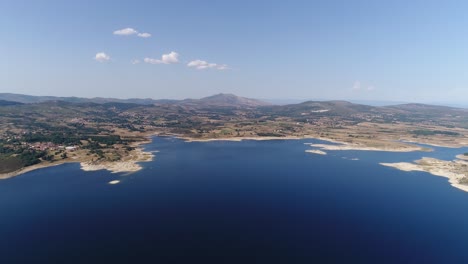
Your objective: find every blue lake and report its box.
[1,137,468,263]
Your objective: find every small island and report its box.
[305,149,327,155]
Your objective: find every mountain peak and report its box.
[196,93,272,107]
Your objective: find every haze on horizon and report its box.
[2,1,467,105]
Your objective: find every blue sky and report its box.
[1,0,468,103]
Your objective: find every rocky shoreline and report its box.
[381,156,468,192]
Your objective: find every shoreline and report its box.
[1,132,464,181]
[80,146,154,173]
[0,140,155,180]
[399,139,468,149]
[180,135,430,153]
[161,132,465,150]
[180,135,316,142]
[381,156,468,193]
[304,140,429,153]
[0,160,76,180]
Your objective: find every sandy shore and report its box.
[456,154,468,161]
[182,135,315,142]
[305,149,327,155]
[305,142,426,152]
[0,160,74,180]
[399,139,468,148]
[185,134,430,155]
[183,135,429,153]
[381,157,468,192]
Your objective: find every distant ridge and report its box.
[388,103,460,110]
[181,93,272,107]
[0,99,23,106]
[260,100,378,117]
[0,92,466,111]
[0,93,271,108]
[0,93,166,105]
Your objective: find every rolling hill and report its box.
[0,93,270,108]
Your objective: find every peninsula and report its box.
[381,155,468,192]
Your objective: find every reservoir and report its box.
[1,137,467,263]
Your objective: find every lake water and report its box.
[1,137,468,263]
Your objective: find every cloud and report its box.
[352,81,361,91]
[137,32,151,38]
[351,80,375,92]
[113,28,138,36]
[161,52,179,63]
[187,59,228,70]
[94,52,110,62]
[131,59,140,64]
[114,28,151,38]
[144,51,179,64]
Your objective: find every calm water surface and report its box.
[0,137,468,263]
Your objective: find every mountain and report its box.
[261,100,378,118]
[0,93,53,104]
[0,93,269,107]
[387,103,463,112]
[0,93,170,105]
[180,93,272,108]
[386,103,468,116]
[1,93,466,120]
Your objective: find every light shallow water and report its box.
[0,137,467,263]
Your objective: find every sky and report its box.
[1,0,468,103]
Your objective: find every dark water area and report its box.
[1,137,468,263]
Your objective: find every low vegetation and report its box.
[0,94,467,174]
[411,129,460,136]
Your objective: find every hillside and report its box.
[181,93,272,108]
[263,100,377,117]
[0,100,23,106]
[0,93,269,107]
[0,93,467,176]
[0,93,170,105]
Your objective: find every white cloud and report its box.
[217,64,228,70]
[144,51,179,64]
[143,58,159,64]
[187,59,228,70]
[351,81,375,92]
[94,52,110,62]
[137,32,151,38]
[352,81,361,91]
[161,52,179,63]
[131,59,140,64]
[113,28,151,38]
[113,28,138,36]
